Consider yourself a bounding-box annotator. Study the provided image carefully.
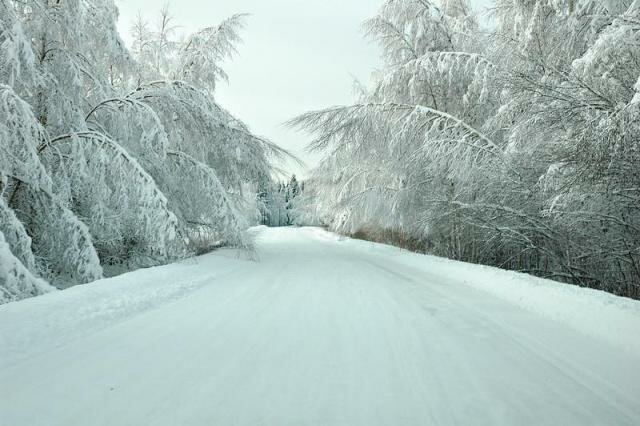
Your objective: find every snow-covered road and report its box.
[2,227,640,425]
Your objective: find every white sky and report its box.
[115,0,494,178]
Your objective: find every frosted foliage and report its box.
[573,3,640,90]
[0,88,103,287]
[86,97,169,163]
[0,3,280,303]
[0,85,51,191]
[292,0,496,241]
[372,52,496,126]
[41,132,179,268]
[19,191,103,287]
[292,0,640,299]
[129,81,281,196]
[131,8,246,95]
[175,14,248,93]
[633,75,640,104]
[0,230,54,304]
[83,85,262,249]
[0,2,38,90]
[364,0,479,66]
[163,151,248,249]
[4,0,131,136]
[0,196,36,273]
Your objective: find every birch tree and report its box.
[1,1,288,302]
[292,0,640,298]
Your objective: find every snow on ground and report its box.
[329,227,640,355]
[0,247,250,366]
[1,227,639,425]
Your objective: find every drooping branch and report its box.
[174,13,249,92]
[288,102,501,153]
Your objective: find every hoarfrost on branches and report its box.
[291,0,640,299]
[0,1,291,302]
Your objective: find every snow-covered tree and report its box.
[0,229,54,304]
[292,0,640,298]
[0,1,289,302]
[1,84,103,288]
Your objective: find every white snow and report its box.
[1,227,639,425]
[334,228,640,355]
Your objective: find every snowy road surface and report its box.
[2,227,640,425]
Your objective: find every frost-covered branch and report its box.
[175,13,248,92]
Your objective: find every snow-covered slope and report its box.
[1,227,639,425]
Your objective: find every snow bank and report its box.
[328,228,640,355]
[0,248,246,367]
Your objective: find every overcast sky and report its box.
[116,0,494,178]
